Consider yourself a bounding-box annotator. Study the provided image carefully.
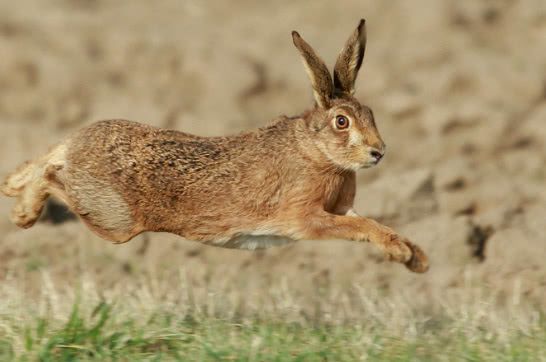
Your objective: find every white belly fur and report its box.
[223,234,295,250]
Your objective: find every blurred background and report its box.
[0,0,545,329]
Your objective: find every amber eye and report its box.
[335,115,349,129]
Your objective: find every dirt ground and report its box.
[0,0,545,313]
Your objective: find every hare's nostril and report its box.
[370,149,384,161]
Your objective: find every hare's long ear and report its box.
[333,19,367,95]
[292,31,333,109]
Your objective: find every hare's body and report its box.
[4,118,355,247]
[2,20,429,273]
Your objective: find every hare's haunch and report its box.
[1,19,428,273]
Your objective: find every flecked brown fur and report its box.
[1,20,428,273]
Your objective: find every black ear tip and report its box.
[359,19,366,28]
[291,31,301,45]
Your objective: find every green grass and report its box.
[1,300,545,361]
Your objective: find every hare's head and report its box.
[293,19,385,171]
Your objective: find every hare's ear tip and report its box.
[358,19,366,29]
[291,31,301,45]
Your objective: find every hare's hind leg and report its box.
[52,167,141,243]
[2,145,67,228]
[47,167,140,243]
[77,216,142,244]
[3,144,141,242]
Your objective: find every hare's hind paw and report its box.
[11,201,42,229]
[402,240,429,273]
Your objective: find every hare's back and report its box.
[64,119,218,188]
[61,120,209,222]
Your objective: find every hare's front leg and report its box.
[297,213,429,273]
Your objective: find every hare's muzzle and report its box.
[369,148,385,164]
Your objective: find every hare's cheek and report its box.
[347,129,363,147]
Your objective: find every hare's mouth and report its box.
[360,158,381,169]
[360,163,377,169]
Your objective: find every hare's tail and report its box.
[1,145,67,228]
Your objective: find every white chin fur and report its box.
[359,161,377,169]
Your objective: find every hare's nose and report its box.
[370,148,385,162]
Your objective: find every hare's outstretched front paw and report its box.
[381,233,429,273]
[402,239,429,273]
[383,233,413,264]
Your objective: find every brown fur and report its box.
[0,20,428,273]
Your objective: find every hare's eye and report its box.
[335,115,349,129]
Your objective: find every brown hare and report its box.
[1,19,428,273]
